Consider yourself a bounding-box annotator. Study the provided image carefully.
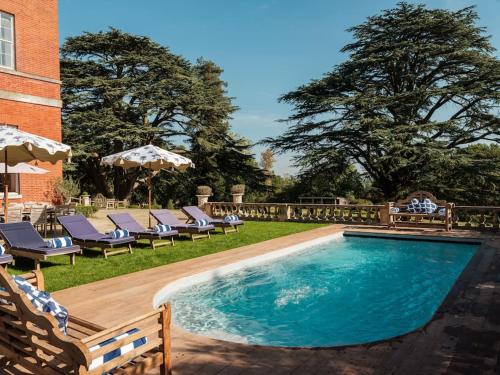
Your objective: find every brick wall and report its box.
[0,0,60,79]
[0,0,62,203]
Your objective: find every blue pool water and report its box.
[171,235,478,347]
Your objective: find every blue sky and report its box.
[59,0,500,175]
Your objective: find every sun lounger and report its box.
[182,205,244,234]
[0,221,81,270]
[58,214,135,258]
[107,212,178,249]
[150,209,214,241]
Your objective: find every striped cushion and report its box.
[154,224,171,233]
[224,214,240,222]
[0,244,5,255]
[438,208,446,216]
[12,276,68,334]
[88,328,147,371]
[194,219,209,227]
[110,229,129,239]
[47,236,73,248]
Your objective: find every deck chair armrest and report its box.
[81,304,171,373]
[17,270,45,290]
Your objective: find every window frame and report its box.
[0,11,15,70]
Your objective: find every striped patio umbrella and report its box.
[0,126,72,222]
[101,144,194,227]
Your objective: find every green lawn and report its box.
[8,221,326,292]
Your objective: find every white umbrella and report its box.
[0,162,49,174]
[0,126,72,222]
[101,144,194,227]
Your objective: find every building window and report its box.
[0,12,14,69]
[0,173,20,195]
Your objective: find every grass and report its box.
[8,221,326,292]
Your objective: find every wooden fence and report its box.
[204,202,500,232]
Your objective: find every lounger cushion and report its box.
[107,213,146,234]
[88,328,147,371]
[194,219,210,227]
[224,214,240,222]
[151,210,214,232]
[110,229,129,239]
[438,208,446,216]
[10,275,68,334]
[75,233,134,245]
[47,236,73,248]
[154,224,172,233]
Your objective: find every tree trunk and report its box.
[113,168,141,200]
[87,160,112,197]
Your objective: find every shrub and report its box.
[196,185,212,195]
[231,184,245,194]
[53,177,80,203]
[76,205,98,217]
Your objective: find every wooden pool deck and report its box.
[15,225,500,374]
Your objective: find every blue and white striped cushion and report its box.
[88,328,147,371]
[194,219,209,227]
[0,244,5,255]
[224,214,240,222]
[12,276,68,334]
[154,224,171,233]
[47,237,73,248]
[389,207,400,214]
[110,229,129,239]
[438,208,446,216]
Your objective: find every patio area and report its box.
[35,225,500,375]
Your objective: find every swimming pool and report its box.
[168,234,478,347]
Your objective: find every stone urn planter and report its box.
[196,186,212,207]
[81,193,91,206]
[230,184,245,204]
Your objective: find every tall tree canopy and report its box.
[266,3,499,200]
[62,29,263,201]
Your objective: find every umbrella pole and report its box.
[148,169,152,228]
[3,149,8,223]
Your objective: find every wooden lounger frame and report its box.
[0,267,172,374]
[72,240,133,259]
[189,230,211,241]
[7,247,80,270]
[148,236,175,250]
[221,224,239,235]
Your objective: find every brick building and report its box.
[0,0,62,203]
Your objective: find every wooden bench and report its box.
[0,267,172,374]
[388,191,453,231]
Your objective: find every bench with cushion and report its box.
[0,266,172,374]
[388,191,453,231]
